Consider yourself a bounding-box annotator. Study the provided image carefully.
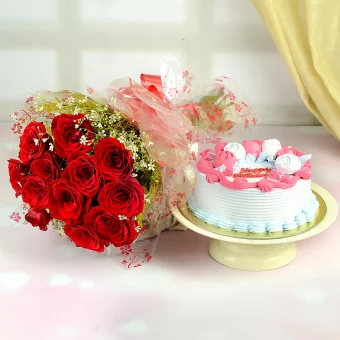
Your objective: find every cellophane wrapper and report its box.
[9,55,256,268]
[103,56,256,264]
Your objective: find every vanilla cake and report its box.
[188,139,319,233]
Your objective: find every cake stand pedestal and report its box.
[173,183,338,271]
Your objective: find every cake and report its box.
[188,139,319,233]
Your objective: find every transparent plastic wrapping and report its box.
[9,51,255,268]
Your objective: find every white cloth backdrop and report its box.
[0,0,317,126]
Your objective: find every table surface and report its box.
[1,125,340,340]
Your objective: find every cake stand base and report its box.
[209,240,297,271]
[173,183,338,272]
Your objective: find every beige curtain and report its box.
[252,0,340,139]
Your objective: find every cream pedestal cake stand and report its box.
[173,183,338,271]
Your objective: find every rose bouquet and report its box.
[8,55,255,266]
[9,91,164,254]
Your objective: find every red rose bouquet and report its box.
[9,91,165,256]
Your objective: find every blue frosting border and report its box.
[187,193,319,233]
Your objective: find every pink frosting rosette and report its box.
[213,151,237,169]
[258,179,275,192]
[197,158,214,174]
[215,142,228,153]
[277,146,304,157]
[295,168,312,180]
[206,170,222,183]
[242,140,262,158]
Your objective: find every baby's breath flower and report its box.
[10,113,18,120]
[67,96,75,104]
[79,135,87,145]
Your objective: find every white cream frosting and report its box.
[188,193,318,232]
[192,172,312,224]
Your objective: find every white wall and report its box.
[0,0,318,125]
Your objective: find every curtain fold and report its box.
[252,0,340,139]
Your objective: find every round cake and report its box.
[188,139,319,233]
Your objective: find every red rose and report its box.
[98,177,144,218]
[8,158,30,197]
[84,206,139,247]
[94,138,133,181]
[21,176,48,210]
[62,152,100,197]
[31,152,61,182]
[19,122,51,163]
[51,113,94,159]
[25,208,52,231]
[47,178,91,223]
[64,223,107,253]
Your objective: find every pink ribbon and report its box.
[180,103,200,121]
[140,74,164,99]
[139,74,199,120]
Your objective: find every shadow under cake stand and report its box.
[173,183,338,271]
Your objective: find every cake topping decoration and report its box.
[213,151,236,169]
[223,142,246,160]
[277,146,304,157]
[242,140,262,158]
[268,170,281,180]
[298,154,312,164]
[245,153,257,162]
[258,179,275,192]
[275,154,302,174]
[295,168,312,180]
[233,168,271,178]
[262,139,282,158]
[215,142,228,153]
[196,138,312,191]
[206,170,222,184]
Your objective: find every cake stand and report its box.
[173,183,338,271]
